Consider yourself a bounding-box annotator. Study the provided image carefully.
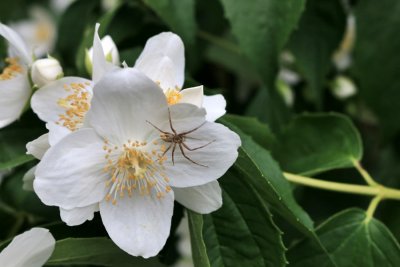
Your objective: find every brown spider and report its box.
[146,108,215,167]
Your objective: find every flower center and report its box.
[103,139,171,205]
[0,58,23,81]
[165,88,182,105]
[56,82,91,131]
[35,22,51,42]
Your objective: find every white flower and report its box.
[333,14,356,71]
[134,32,226,122]
[33,68,240,258]
[31,58,64,87]
[0,228,55,267]
[0,23,32,128]
[10,7,56,58]
[26,23,113,224]
[86,35,120,75]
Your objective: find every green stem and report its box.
[352,159,379,186]
[283,172,400,200]
[366,196,382,220]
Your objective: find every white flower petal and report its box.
[180,86,203,107]
[92,23,117,83]
[31,76,93,124]
[0,228,55,267]
[0,23,31,65]
[34,128,108,210]
[99,191,174,258]
[135,32,184,89]
[173,181,222,214]
[0,73,31,128]
[163,104,241,188]
[46,122,72,146]
[60,204,99,226]
[87,68,168,144]
[26,133,49,159]
[23,165,36,191]
[202,94,226,122]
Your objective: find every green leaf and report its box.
[219,0,305,86]
[143,0,197,44]
[288,209,400,267]
[56,0,101,69]
[188,211,211,267]
[0,114,43,170]
[222,119,314,231]
[273,113,362,176]
[46,237,164,266]
[221,114,276,150]
[353,0,400,139]
[288,0,346,108]
[190,168,286,267]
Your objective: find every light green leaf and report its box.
[288,0,346,108]
[219,0,305,86]
[46,237,164,266]
[143,0,196,44]
[353,0,400,139]
[188,211,211,267]
[273,113,362,176]
[288,209,400,267]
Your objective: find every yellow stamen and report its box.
[0,58,23,81]
[165,88,182,105]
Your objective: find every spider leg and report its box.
[146,120,170,134]
[179,143,208,167]
[171,142,177,165]
[180,121,207,135]
[182,139,216,151]
[167,108,177,134]
[161,142,172,158]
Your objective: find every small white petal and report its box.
[87,68,168,144]
[202,94,226,122]
[34,128,108,210]
[163,104,240,188]
[60,204,99,226]
[31,76,93,124]
[23,165,36,191]
[0,73,31,128]
[46,122,72,146]
[26,133,49,159]
[180,86,203,107]
[174,181,222,214]
[100,192,174,258]
[135,32,184,89]
[0,228,55,267]
[0,23,31,65]
[92,23,117,83]
[88,35,120,66]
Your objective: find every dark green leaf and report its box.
[191,169,286,267]
[273,113,362,176]
[288,0,346,108]
[143,0,196,44]
[353,0,400,139]
[221,114,276,150]
[288,209,400,267]
[219,0,305,86]
[46,237,164,266]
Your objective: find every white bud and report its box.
[86,35,120,74]
[331,75,357,100]
[31,58,63,87]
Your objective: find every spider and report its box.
[146,108,215,167]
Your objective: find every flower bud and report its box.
[86,35,120,75]
[31,58,63,87]
[331,75,357,100]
